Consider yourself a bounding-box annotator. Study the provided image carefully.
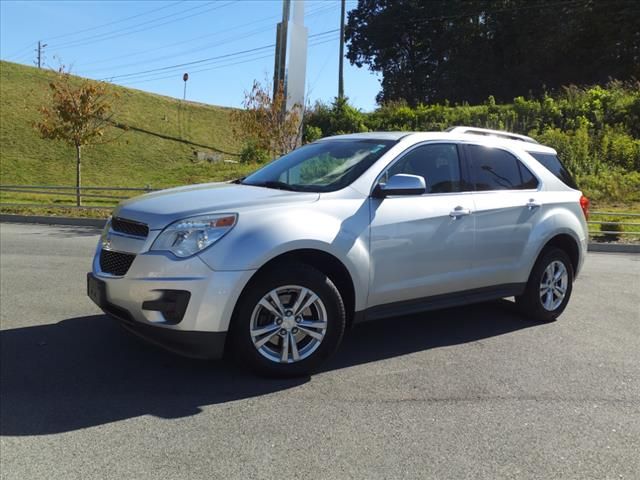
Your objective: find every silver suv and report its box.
[88,127,589,376]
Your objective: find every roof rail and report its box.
[446,126,539,144]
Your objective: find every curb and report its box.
[1,214,639,254]
[587,242,640,254]
[0,214,106,228]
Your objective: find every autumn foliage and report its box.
[35,68,118,205]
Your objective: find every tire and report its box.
[516,247,574,322]
[229,262,346,377]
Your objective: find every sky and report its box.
[0,0,382,111]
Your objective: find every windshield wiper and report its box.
[242,180,301,191]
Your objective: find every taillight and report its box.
[580,194,590,220]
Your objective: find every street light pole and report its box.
[183,73,189,101]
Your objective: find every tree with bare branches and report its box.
[35,68,118,205]
[231,80,302,163]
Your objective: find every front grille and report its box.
[100,250,136,276]
[111,217,149,238]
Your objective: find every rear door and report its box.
[367,142,476,307]
[463,143,541,286]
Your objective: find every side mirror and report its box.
[373,174,426,198]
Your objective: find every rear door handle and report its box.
[450,206,471,218]
[526,199,542,210]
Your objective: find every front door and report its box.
[368,142,476,308]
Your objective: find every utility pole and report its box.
[338,0,345,100]
[35,41,47,69]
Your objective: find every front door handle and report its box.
[450,206,471,219]
[526,199,542,210]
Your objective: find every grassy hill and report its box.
[0,61,255,210]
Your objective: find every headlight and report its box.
[100,217,112,248]
[151,213,237,258]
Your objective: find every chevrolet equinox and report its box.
[88,127,589,376]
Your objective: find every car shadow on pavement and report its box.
[0,300,536,436]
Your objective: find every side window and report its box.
[385,143,465,193]
[529,152,578,189]
[466,145,539,191]
[517,162,539,189]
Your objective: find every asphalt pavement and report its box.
[1,223,639,480]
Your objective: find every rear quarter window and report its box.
[529,152,578,189]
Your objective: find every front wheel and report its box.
[516,247,574,322]
[229,263,346,377]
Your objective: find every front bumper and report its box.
[89,246,256,359]
[91,284,227,359]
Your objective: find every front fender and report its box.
[197,200,371,310]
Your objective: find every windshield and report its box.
[241,139,396,192]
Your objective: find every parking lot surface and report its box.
[1,223,639,479]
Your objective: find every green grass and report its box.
[0,60,258,209]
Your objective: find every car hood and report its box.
[113,182,320,230]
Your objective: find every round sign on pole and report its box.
[183,73,189,82]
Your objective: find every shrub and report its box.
[239,141,270,164]
[599,219,624,242]
[303,125,322,144]
[303,97,368,137]
[576,171,640,204]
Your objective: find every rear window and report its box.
[529,152,578,189]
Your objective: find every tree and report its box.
[231,79,302,161]
[345,0,640,106]
[35,68,118,205]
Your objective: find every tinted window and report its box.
[467,145,539,191]
[386,143,466,193]
[529,152,578,189]
[518,162,539,189]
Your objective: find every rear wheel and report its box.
[516,247,574,322]
[230,263,346,377]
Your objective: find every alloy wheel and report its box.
[249,285,328,364]
[539,260,568,311]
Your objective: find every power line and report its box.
[44,1,185,42]
[82,23,278,75]
[49,1,236,50]
[103,29,339,82]
[3,42,37,60]
[116,34,339,85]
[76,2,337,70]
[80,14,280,68]
[106,44,275,81]
[120,36,339,87]
[48,1,216,49]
